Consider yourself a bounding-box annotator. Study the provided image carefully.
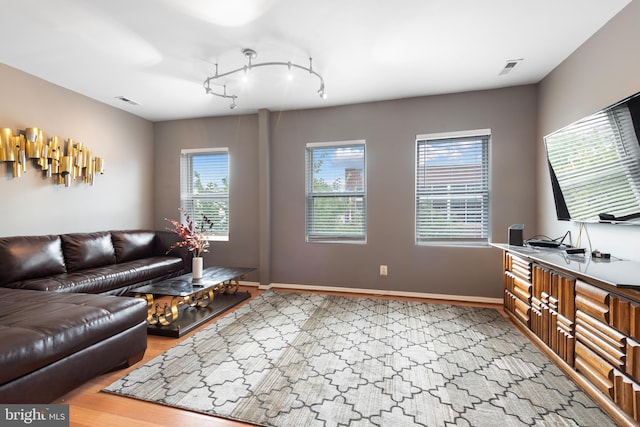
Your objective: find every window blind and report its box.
[545,105,640,221]
[180,148,229,240]
[306,141,366,242]
[416,133,490,244]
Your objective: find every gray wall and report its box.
[269,87,537,297]
[153,86,538,298]
[538,1,640,261]
[0,64,154,236]
[153,116,261,278]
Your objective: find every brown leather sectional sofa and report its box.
[0,230,189,403]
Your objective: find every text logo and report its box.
[1,405,69,426]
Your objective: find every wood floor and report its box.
[55,286,505,427]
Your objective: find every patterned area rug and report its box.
[104,291,615,426]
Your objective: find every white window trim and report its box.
[416,129,491,141]
[307,139,365,148]
[181,147,229,155]
[180,147,230,242]
[305,139,367,243]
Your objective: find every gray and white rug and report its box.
[104,290,615,426]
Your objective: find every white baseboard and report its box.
[244,281,502,305]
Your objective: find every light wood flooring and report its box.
[55,286,505,427]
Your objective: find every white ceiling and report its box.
[0,0,631,122]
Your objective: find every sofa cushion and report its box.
[111,230,156,263]
[61,232,116,272]
[0,235,66,286]
[0,287,146,386]
[4,256,184,295]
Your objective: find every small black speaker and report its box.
[508,224,524,246]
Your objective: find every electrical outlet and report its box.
[380,265,388,276]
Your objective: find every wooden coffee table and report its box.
[129,266,254,337]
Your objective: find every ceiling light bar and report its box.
[203,48,327,109]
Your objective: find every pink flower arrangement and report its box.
[165,210,214,258]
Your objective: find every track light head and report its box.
[242,48,257,60]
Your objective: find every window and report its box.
[180,148,229,241]
[415,130,490,245]
[306,141,366,242]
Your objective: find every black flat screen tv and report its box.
[544,91,640,224]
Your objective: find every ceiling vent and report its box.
[115,96,140,106]
[499,59,523,76]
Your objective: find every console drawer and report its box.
[613,369,640,420]
[576,310,626,370]
[575,340,614,398]
[505,271,531,303]
[505,252,531,282]
[627,339,640,383]
[505,289,530,326]
[576,280,610,324]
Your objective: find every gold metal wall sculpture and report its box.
[0,127,104,186]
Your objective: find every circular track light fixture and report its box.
[203,48,327,109]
